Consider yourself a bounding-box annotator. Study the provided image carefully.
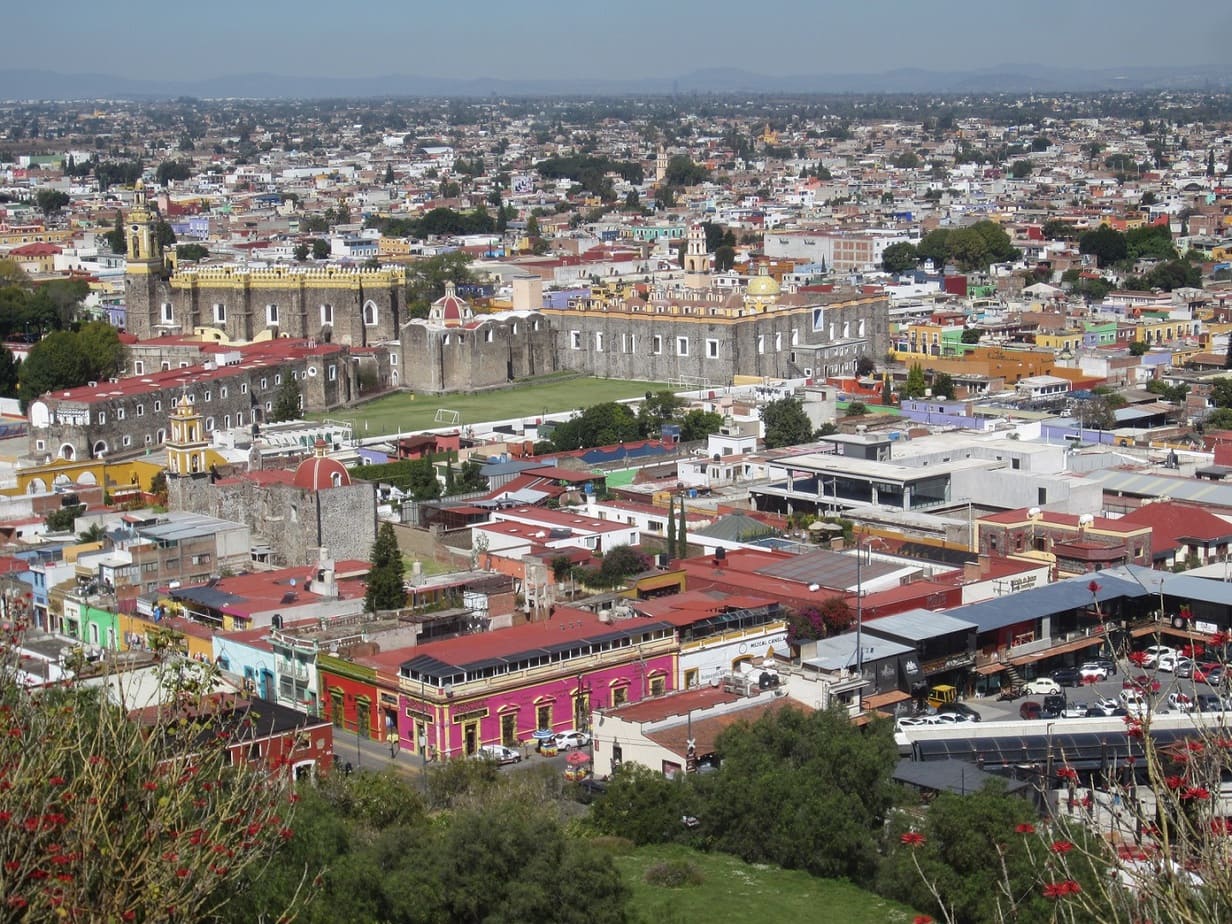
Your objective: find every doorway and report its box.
[463,721,479,756]
[501,712,518,747]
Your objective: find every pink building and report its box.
[398,609,677,759]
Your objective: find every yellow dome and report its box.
[746,273,781,297]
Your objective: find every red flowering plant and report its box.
[0,619,318,922]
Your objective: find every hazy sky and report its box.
[8,1,1230,81]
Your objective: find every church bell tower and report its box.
[123,180,164,338]
[683,223,710,291]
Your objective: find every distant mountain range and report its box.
[2,64,1231,100]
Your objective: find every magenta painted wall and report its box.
[398,652,676,759]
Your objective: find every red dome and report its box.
[292,441,351,490]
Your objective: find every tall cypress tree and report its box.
[1225,333,1232,371]
[365,521,406,612]
[676,500,688,557]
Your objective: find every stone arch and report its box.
[58,443,75,461]
[53,473,72,488]
[27,478,47,494]
[77,471,98,486]
[92,440,108,458]
[362,299,379,326]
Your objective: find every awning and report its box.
[1009,635,1104,666]
[974,662,1006,675]
[864,689,912,709]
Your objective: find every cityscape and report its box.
[5,29,1232,923]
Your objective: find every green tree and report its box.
[155,160,192,185]
[666,497,677,560]
[677,500,688,555]
[17,330,90,409]
[636,390,683,438]
[104,213,125,254]
[76,320,126,380]
[155,219,176,249]
[1079,225,1128,267]
[714,244,736,272]
[680,408,723,442]
[931,371,956,399]
[551,402,640,452]
[904,363,927,399]
[0,258,31,289]
[177,243,209,261]
[961,327,982,344]
[270,367,301,421]
[293,242,309,262]
[916,228,951,268]
[664,155,708,187]
[696,706,898,879]
[761,396,814,449]
[1129,340,1149,356]
[405,251,475,317]
[881,241,919,273]
[0,345,19,398]
[845,401,868,416]
[1042,218,1077,240]
[1010,159,1032,179]
[310,238,330,260]
[364,521,406,612]
[891,151,920,169]
[35,188,70,215]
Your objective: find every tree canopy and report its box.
[762,396,815,449]
[364,521,406,612]
[881,241,919,274]
[270,367,302,422]
[18,321,127,410]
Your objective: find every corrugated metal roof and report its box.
[945,573,1147,633]
[1084,468,1232,506]
[864,608,978,641]
[803,635,915,671]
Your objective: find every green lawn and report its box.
[309,375,674,437]
[614,843,920,924]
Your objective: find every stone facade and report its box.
[399,311,558,393]
[127,264,407,346]
[541,289,889,384]
[26,341,381,463]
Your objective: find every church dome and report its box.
[429,280,473,328]
[746,272,781,298]
[293,440,351,490]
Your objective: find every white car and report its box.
[1078,662,1109,681]
[1165,692,1195,712]
[894,715,941,732]
[1156,654,1191,674]
[1023,678,1062,696]
[1141,646,1176,669]
[1119,689,1150,718]
[1060,702,1090,719]
[474,744,522,765]
[933,712,977,725]
[553,730,591,751]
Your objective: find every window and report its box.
[328,365,337,381]
[362,301,377,326]
[774,332,782,351]
[161,361,170,371]
[676,337,688,356]
[122,435,131,447]
[205,417,215,432]
[203,390,211,402]
[236,412,244,427]
[706,339,719,358]
[757,334,765,354]
[320,304,333,325]
[260,378,268,390]
[134,361,144,375]
[97,411,106,425]
[161,303,173,323]
[136,404,144,417]
[652,335,662,354]
[213,303,226,323]
[220,386,227,399]
[629,334,636,353]
[570,331,582,350]
[116,407,125,420]
[224,415,231,429]
[153,400,161,413]
[595,332,604,352]
[274,373,282,386]
[266,304,279,326]
[240,383,248,394]
[649,675,666,697]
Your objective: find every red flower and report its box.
[177,868,191,878]
[48,776,65,786]
[3,861,19,872]
[122,912,136,922]
[279,827,294,840]
[1210,631,1230,647]
[6,897,27,910]
[1128,651,1148,666]
[1043,880,1082,899]
[1182,786,1210,801]
[1088,580,1101,595]
[1056,766,1079,781]
[142,781,157,791]
[1015,823,1036,834]
[914,917,934,924]
[1050,840,1074,854]
[900,831,926,847]
[1165,775,1186,790]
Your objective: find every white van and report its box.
[475,744,522,765]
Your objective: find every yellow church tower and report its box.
[125,180,162,271]
[683,223,710,291]
[166,396,208,477]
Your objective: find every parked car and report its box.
[574,778,608,803]
[1165,692,1195,712]
[895,715,941,732]
[1019,701,1043,720]
[1085,697,1126,717]
[1078,662,1109,681]
[1141,646,1176,669]
[553,730,591,751]
[1051,667,1084,687]
[1041,694,1067,718]
[1089,657,1118,676]
[1194,663,1224,685]
[1156,654,1191,674]
[1023,678,1062,696]
[474,744,522,765]
[936,702,982,722]
[1174,659,1196,679]
[934,712,977,725]
[1119,689,1150,718]
[1060,702,1090,719]
[1195,693,1225,713]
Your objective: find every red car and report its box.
[1193,662,1223,684]
[1124,674,1162,694]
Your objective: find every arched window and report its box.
[362,300,378,326]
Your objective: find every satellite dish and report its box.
[1028,507,1041,518]
[289,578,297,587]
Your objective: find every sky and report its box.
[6,1,1230,82]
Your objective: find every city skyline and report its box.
[7,1,1230,85]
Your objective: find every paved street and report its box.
[329,727,570,780]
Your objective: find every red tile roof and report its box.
[1118,501,1232,555]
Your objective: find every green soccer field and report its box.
[615,844,921,924]
[308,375,676,436]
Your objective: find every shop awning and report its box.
[864,689,912,709]
[974,662,1006,675]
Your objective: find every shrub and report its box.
[644,859,705,888]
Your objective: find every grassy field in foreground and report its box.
[614,843,920,924]
[309,376,674,437]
